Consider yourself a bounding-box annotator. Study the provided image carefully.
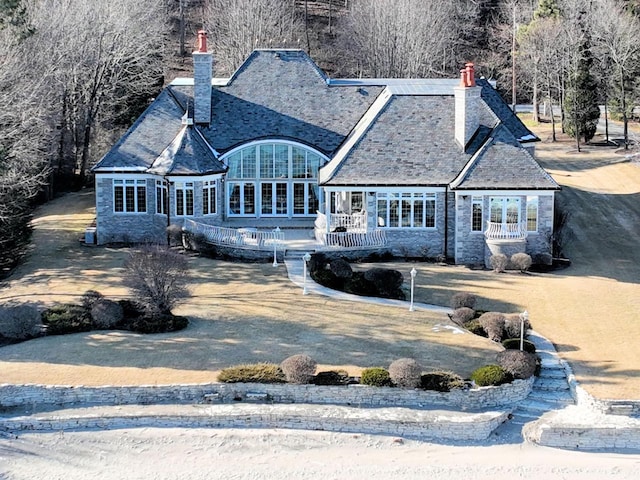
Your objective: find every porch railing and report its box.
[318,229,387,249]
[183,219,284,249]
[329,212,367,232]
[484,221,528,240]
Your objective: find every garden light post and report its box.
[272,226,280,267]
[520,310,529,351]
[409,267,417,312]
[302,252,311,295]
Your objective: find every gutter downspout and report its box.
[444,186,449,261]
[165,176,171,246]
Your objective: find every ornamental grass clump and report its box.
[388,358,422,388]
[280,354,317,384]
[510,252,532,273]
[360,367,392,387]
[490,253,508,273]
[470,365,513,387]
[217,363,286,383]
[496,350,538,379]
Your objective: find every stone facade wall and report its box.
[0,378,533,411]
[454,195,486,265]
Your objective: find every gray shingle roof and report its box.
[452,124,559,190]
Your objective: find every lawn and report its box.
[1,122,639,400]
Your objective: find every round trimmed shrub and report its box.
[511,252,532,272]
[449,307,475,327]
[464,318,486,337]
[502,338,536,354]
[343,272,378,296]
[389,358,422,388]
[217,363,285,383]
[360,367,392,387]
[0,303,43,340]
[329,258,353,279]
[478,312,506,342]
[90,299,124,330]
[470,364,513,387]
[363,268,405,299]
[503,313,531,340]
[280,354,317,384]
[312,370,349,386]
[496,350,537,379]
[420,370,465,392]
[451,292,477,310]
[490,254,508,273]
[81,290,104,311]
[130,313,188,334]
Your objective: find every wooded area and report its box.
[1,0,639,271]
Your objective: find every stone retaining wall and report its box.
[0,378,533,411]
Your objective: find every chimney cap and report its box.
[460,62,476,88]
[196,30,208,53]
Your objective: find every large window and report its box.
[526,196,538,232]
[114,179,146,213]
[490,197,520,225]
[225,142,324,217]
[471,196,483,232]
[175,181,194,216]
[156,180,167,215]
[377,192,435,228]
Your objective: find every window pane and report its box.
[351,192,363,212]
[490,198,503,223]
[275,145,288,178]
[125,186,135,212]
[309,184,319,214]
[276,183,287,214]
[294,183,305,214]
[261,183,273,214]
[229,183,240,214]
[292,147,306,178]
[114,186,124,212]
[401,199,411,227]
[260,145,274,178]
[307,153,320,179]
[227,152,241,178]
[527,196,538,231]
[203,188,209,215]
[506,198,519,224]
[425,198,435,228]
[389,200,400,227]
[377,199,387,227]
[414,200,424,228]
[242,149,256,178]
[244,184,255,214]
[186,189,194,216]
[176,189,184,216]
[471,197,483,231]
[137,185,146,212]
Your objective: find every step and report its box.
[527,389,574,406]
[540,357,563,368]
[533,377,571,391]
[517,398,568,414]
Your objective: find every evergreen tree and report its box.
[534,0,561,20]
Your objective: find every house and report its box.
[92,31,559,266]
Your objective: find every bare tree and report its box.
[204,0,303,75]
[340,0,463,78]
[123,245,190,317]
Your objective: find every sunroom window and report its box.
[376,192,435,228]
[114,179,146,213]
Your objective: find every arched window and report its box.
[224,142,326,217]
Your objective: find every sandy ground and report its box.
[1,428,639,479]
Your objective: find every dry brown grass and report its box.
[1,120,640,401]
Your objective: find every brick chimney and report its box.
[192,30,213,125]
[454,63,481,150]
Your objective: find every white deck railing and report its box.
[183,219,284,249]
[484,221,528,240]
[318,229,387,249]
[329,212,367,232]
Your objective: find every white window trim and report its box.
[376,191,437,229]
[526,196,539,233]
[471,195,483,233]
[203,180,217,216]
[113,178,147,214]
[175,181,195,217]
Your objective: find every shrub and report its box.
[130,313,189,334]
[217,363,286,383]
[118,299,146,320]
[503,313,531,339]
[307,252,328,273]
[478,312,506,342]
[80,290,104,311]
[312,370,349,386]
[536,252,553,266]
[502,338,536,354]
[363,268,405,300]
[166,224,184,246]
[0,303,42,340]
[470,365,513,387]
[90,299,124,330]
[389,358,422,388]
[280,354,317,384]
[420,370,466,392]
[42,304,92,335]
[464,318,486,337]
[490,254,508,273]
[511,253,532,273]
[451,292,477,310]
[360,367,392,387]
[310,268,344,290]
[496,350,537,379]
[122,244,190,316]
[343,271,378,296]
[329,258,353,279]
[449,307,475,327]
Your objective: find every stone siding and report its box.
[454,195,486,265]
[0,378,533,411]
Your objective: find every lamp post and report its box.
[272,226,280,267]
[302,252,311,295]
[519,310,529,351]
[409,267,417,312]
